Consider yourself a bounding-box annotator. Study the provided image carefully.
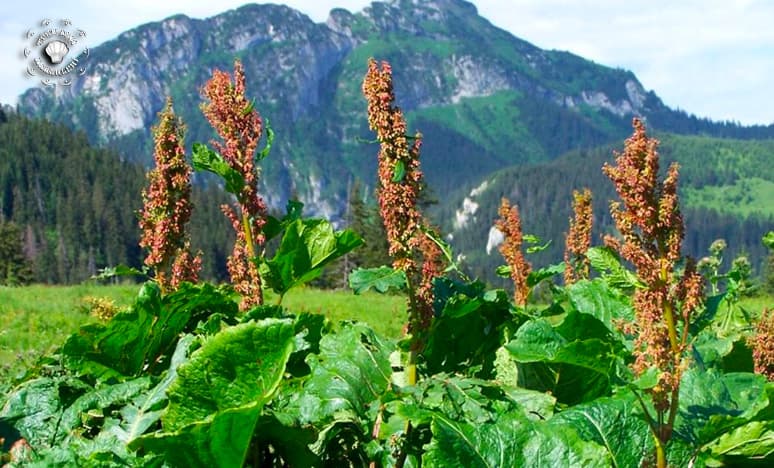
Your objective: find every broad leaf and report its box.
[676,368,769,447]
[132,319,294,467]
[62,283,235,380]
[349,265,407,294]
[162,319,294,431]
[260,218,363,296]
[567,279,634,334]
[298,323,393,425]
[112,334,196,442]
[505,316,628,403]
[132,402,263,468]
[423,278,513,378]
[422,410,609,467]
[551,394,653,468]
[527,262,565,287]
[263,199,304,242]
[705,420,774,463]
[191,143,245,196]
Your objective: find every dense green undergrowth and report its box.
[1,264,772,466]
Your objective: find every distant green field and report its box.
[0,284,407,383]
[683,177,774,217]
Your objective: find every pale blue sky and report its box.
[1,0,772,125]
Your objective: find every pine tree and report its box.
[0,221,33,286]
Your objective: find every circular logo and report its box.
[23,18,89,87]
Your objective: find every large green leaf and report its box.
[112,334,196,443]
[0,377,89,447]
[191,143,245,196]
[162,319,294,431]
[132,319,294,467]
[260,218,363,296]
[422,410,609,468]
[567,278,634,334]
[348,265,407,294]
[505,316,629,403]
[423,279,513,378]
[551,394,653,468]
[705,420,774,463]
[132,402,262,468]
[262,199,304,242]
[526,262,565,287]
[298,323,393,425]
[676,368,769,447]
[62,283,236,380]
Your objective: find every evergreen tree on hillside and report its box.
[0,221,33,286]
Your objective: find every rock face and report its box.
[15,0,701,219]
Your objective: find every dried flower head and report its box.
[564,188,593,285]
[138,97,201,292]
[495,198,532,306]
[749,308,774,380]
[201,60,267,310]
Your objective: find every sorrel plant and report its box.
[138,97,201,292]
[603,119,704,467]
[199,60,269,310]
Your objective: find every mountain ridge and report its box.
[13,0,774,278]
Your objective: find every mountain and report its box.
[17,0,774,222]
[439,133,774,284]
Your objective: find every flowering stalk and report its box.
[749,308,774,380]
[138,97,201,293]
[603,119,703,467]
[564,188,593,285]
[201,60,267,310]
[363,56,444,468]
[495,198,532,306]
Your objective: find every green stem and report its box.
[660,264,679,353]
[242,210,256,260]
[654,435,667,468]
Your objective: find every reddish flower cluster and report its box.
[201,60,267,310]
[603,119,703,414]
[362,58,424,274]
[496,198,532,306]
[170,242,202,290]
[749,309,774,380]
[138,98,201,292]
[564,188,593,285]
[411,225,445,350]
[363,58,443,350]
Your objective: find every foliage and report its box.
[0,222,33,286]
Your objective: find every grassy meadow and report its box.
[2,282,771,387]
[0,283,407,383]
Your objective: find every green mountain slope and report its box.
[438,133,774,284]
[0,108,232,283]
[16,0,774,221]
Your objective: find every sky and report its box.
[1,0,772,125]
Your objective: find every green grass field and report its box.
[1,283,771,387]
[0,284,407,383]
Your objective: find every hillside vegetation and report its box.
[439,133,774,284]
